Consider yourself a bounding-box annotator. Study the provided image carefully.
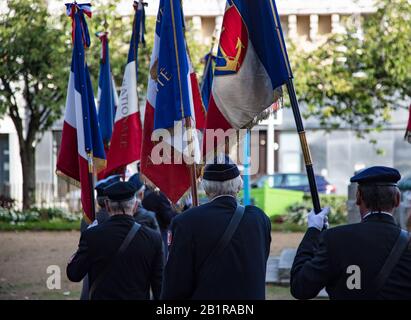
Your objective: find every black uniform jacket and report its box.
[67,214,164,300]
[291,213,411,300]
[161,195,272,300]
[134,205,161,234]
[142,190,177,231]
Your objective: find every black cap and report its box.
[104,181,137,201]
[128,173,144,191]
[95,175,121,197]
[203,155,240,181]
[350,166,401,186]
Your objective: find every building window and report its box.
[297,15,310,39]
[318,15,332,35]
[201,16,216,44]
[0,134,10,196]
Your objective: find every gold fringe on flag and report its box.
[243,86,284,129]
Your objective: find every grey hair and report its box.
[97,196,107,209]
[201,175,243,198]
[358,185,400,212]
[107,197,137,215]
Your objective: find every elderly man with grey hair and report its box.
[161,155,271,300]
[67,181,163,300]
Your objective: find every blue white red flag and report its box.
[140,0,205,203]
[96,32,117,149]
[57,3,106,222]
[205,0,292,147]
[105,0,145,175]
[201,52,215,111]
[96,32,119,179]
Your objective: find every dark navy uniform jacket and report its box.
[161,195,271,300]
[67,214,163,300]
[291,213,411,300]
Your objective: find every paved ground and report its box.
[0,231,304,300]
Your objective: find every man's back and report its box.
[67,214,163,300]
[162,196,271,300]
[291,213,411,300]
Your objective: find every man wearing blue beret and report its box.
[161,155,271,300]
[67,181,163,300]
[291,166,411,300]
[78,174,121,300]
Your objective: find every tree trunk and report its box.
[21,144,36,210]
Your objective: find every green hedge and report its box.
[0,219,80,231]
[272,194,348,228]
[0,207,82,231]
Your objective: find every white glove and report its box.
[307,207,330,231]
[87,220,98,229]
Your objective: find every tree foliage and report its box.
[85,0,207,103]
[0,0,71,208]
[290,0,411,137]
[0,0,210,208]
[0,0,70,140]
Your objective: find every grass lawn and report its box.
[266,284,294,300]
[0,220,81,231]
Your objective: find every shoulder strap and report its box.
[373,229,410,296]
[198,204,245,278]
[89,222,141,300]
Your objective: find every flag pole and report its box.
[87,152,96,221]
[286,79,321,213]
[243,130,251,206]
[185,117,199,207]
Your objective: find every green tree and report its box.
[0,0,210,209]
[290,0,411,140]
[0,0,70,209]
[87,0,207,103]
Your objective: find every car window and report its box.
[285,174,308,187]
[266,175,282,187]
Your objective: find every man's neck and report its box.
[109,212,133,217]
[362,211,393,220]
[210,194,236,202]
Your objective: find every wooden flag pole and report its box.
[185,117,199,207]
[286,79,322,213]
[87,152,96,221]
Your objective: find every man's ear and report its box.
[356,189,361,206]
[105,199,111,213]
[394,190,401,208]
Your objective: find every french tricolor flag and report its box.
[205,0,292,152]
[104,0,145,175]
[140,0,205,203]
[96,32,118,150]
[95,32,119,179]
[57,3,106,222]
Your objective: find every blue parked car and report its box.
[251,173,336,194]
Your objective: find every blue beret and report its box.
[203,156,240,181]
[128,173,144,191]
[104,181,137,201]
[350,166,401,186]
[95,174,121,197]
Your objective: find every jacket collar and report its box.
[108,214,135,222]
[362,212,396,226]
[209,195,238,207]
